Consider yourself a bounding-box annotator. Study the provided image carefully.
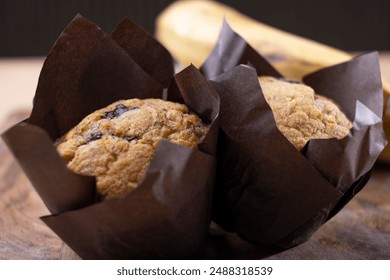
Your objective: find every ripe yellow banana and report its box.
[156,0,390,161]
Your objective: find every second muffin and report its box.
[56,98,208,198]
[259,76,352,150]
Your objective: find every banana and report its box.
[156,0,390,162]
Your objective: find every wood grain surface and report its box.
[0,111,81,259]
[0,111,389,260]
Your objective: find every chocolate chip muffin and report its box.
[56,98,208,198]
[259,76,352,150]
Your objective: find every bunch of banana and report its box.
[156,0,390,162]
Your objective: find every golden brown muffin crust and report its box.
[56,98,208,198]
[259,76,352,150]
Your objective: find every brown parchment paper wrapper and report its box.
[1,15,220,259]
[201,21,387,248]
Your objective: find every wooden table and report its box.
[0,56,389,260]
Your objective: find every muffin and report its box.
[197,19,386,250]
[56,98,209,198]
[259,76,352,150]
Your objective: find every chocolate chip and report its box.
[102,104,127,119]
[116,104,127,110]
[114,104,128,116]
[103,111,116,119]
[102,104,139,119]
[124,136,137,142]
[87,131,103,142]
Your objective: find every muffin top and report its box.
[56,98,208,198]
[259,76,352,150]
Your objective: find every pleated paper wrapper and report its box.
[200,21,387,248]
[2,15,220,260]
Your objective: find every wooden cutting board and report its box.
[1,110,389,260]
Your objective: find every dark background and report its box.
[1,0,389,57]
